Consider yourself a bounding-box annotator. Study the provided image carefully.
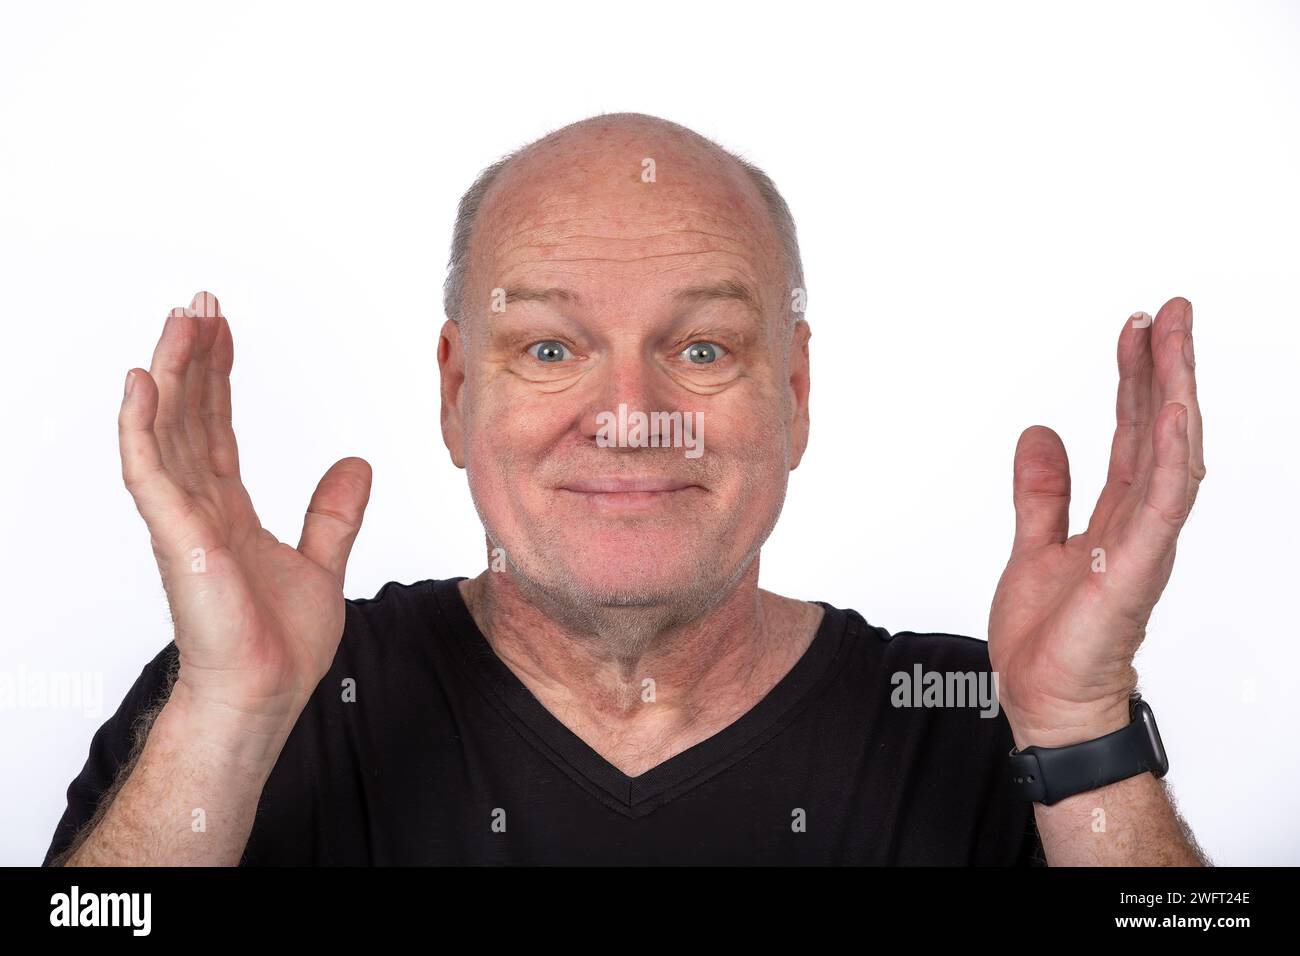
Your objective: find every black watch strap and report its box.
[1009,694,1169,806]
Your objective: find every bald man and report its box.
[44,113,1208,866]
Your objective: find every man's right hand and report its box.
[118,290,371,745]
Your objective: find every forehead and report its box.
[469,125,787,310]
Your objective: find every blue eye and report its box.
[683,342,726,364]
[529,340,571,362]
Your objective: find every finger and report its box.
[297,457,373,586]
[1090,310,1155,535]
[1109,311,1155,485]
[1131,296,1189,486]
[1010,425,1071,556]
[1116,402,1191,571]
[119,368,203,549]
[201,313,240,477]
[148,304,201,481]
[1149,297,1203,504]
[1178,300,1206,505]
[197,299,241,478]
[182,291,223,471]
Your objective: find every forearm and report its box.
[1032,770,1209,866]
[57,683,293,867]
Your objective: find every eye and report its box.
[528,340,571,362]
[682,341,727,364]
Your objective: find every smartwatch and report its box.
[1009,693,1168,806]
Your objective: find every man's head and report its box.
[438,112,811,621]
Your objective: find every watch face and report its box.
[1136,701,1169,777]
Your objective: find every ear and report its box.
[788,319,812,470]
[438,318,467,469]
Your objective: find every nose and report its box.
[577,347,681,447]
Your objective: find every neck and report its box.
[457,559,824,776]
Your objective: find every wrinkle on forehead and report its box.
[494,221,758,272]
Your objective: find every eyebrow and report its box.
[672,278,763,316]
[499,278,763,314]
[502,286,582,306]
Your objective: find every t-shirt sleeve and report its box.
[980,679,1049,866]
[985,700,1048,866]
[875,623,1050,865]
[41,641,180,866]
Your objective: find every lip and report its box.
[556,476,705,513]
[558,476,700,494]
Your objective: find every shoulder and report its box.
[814,598,995,671]
[345,576,457,612]
[812,598,1006,732]
[330,576,471,677]
[342,577,466,635]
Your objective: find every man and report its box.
[43,112,1208,865]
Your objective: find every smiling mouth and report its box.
[559,476,699,494]
[555,476,705,511]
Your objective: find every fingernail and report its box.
[1182,331,1195,368]
[1185,299,1193,332]
[191,290,220,317]
[124,370,135,399]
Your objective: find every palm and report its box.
[161,482,345,714]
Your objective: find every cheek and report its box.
[461,388,573,493]
[703,386,789,461]
[707,393,793,513]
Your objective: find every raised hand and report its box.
[988,296,1205,747]
[118,291,372,732]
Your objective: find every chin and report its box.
[526,541,706,603]
[502,528,740,612]
[552,560,706,608]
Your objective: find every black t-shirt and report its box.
[43,577,1046,866]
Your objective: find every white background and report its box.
[2,0,1296,865]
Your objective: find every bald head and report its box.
[442,113,804,326]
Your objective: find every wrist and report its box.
[154,680,300,781]
[1006,696,1133,750]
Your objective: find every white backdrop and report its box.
[2,0,1296,865]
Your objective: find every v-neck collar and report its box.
[427,577,850,819]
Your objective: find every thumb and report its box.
[298,457,372,585]
[1010,426,1071,555]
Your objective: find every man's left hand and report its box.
[988,296,1205,749]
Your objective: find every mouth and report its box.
[556,476,705,512]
